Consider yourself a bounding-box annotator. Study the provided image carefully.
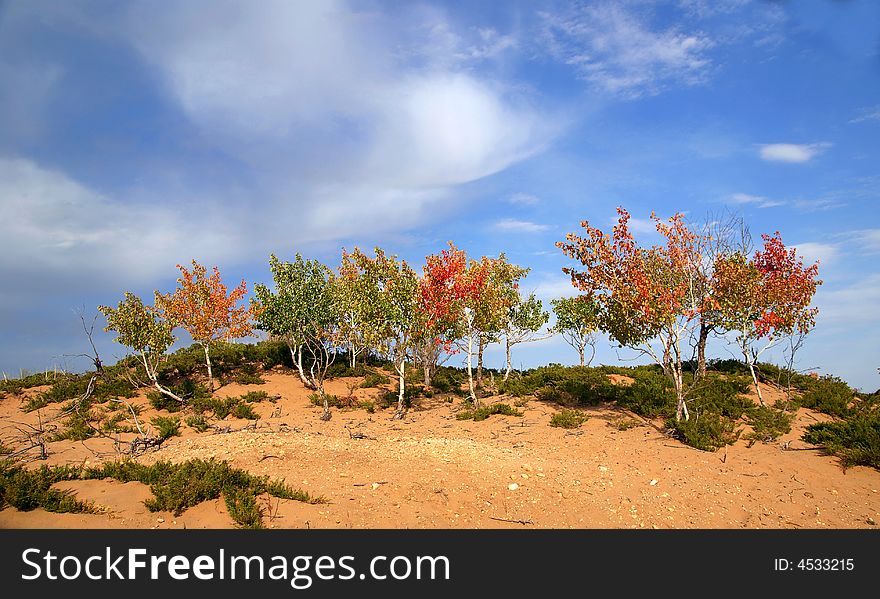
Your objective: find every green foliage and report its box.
[615,371,676,418]
[456,403,522,421]
[500,365,619,406]
[231,402,259,420]
[0,463,96,513]
[150,416,181,439]
[148,390,183,412]
[48,409,97,442]
[666,411,740,452]
[687,375,752,420]
[326,361,371,379]
[744,406,793,444]
[361,371,391,388]
[185,414,210,433]
[99,292,175,360]
[550,296,601,363]
[359,401,375,413]
[309,393,341,408]
[223,486,263,529]
[80,458,325,527]
[550,409,588,429]
[803,414,880,470]
[230,363,266,385]
[431,367,465,395]
[799,375,854,418]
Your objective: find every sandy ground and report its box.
[1,370,878,529]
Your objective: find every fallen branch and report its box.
[489,516,533,525]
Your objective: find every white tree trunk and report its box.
[393,357,406,420]
[203,343,215,392]
[466,333,477,406]
[504,337,512,382]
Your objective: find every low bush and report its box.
[361,371,390,388]
[502,365,620,407]
[232,403,259,420]
[456,403,522,422]
[550,409,588,429]
[803,414,880,470]
[616,371,675,418]
[0,462,95,514]
[798,376,854,418]
[666,411,740,452]
[744,406,793,444]
[150,416,181,440]
[185,414,210,432]
[688,375,752,420]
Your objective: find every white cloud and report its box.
[507,192,540,205]
[0,157,242,288]
[759,143,830,163]
[727,192,785,208]
[117,0,555,235]
[531,274,582,300]
[851,229,880,254]
[538,2,714,98]
[493,219,551,233]
[815,274,880,326]
[791,242,837,266]
[849,105,880,124]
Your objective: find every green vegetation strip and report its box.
[0,458,325,529]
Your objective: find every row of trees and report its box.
[558,208,820,420]
[99,246,580,421]
[97,207,820,424]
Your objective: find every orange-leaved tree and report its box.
[712,232,821,404]
[155,260,255,392]
[558,207,708,420]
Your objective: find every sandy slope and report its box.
[1,371,878,529]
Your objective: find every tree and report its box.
[155,260,254,392]
[345,247,421,420]
[712,232,821,404]
[98,292,183,403]
[558,207,708,421]
[692,210,753,380]
[502,293,549,380]
[550,296,601,367]
[417,242,469,387]
[471,254,529,387]
[337,255,369,368]
[253,253,339,419]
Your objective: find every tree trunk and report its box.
[578,344,585,367]
[476,338,485,388]
[696,321,710,381]
[141,351,184,403]
[744,345,765,406]
[393,358,406,420]
[504,337,512,382]
[350,345,356,369]
[466,333,478,406]
[290,344,316,390]
[423,362,432,388]
[203,343,214,392]
[319,385,331,421]
[673,366,689,421]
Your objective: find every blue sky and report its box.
[1,0,878,390]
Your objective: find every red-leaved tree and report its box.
[712,232,821,404]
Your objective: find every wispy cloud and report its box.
[493,218,551,233]
[759,143,830,163]
[791,242,837,265]
[727,192,785,208]
[507,192,540,205]
[849,105,880,124]
[850,229,880,254]
[537,2,714,98]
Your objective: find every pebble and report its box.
[508,483,519,491]
[649,479,658,486]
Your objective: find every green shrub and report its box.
[550,409,588,429]
[688,375,752,420]
[803,414,880,470]
[666,411,740,452]
[80,458,325,527]
[502,365,619,406]
[799,376,854,418]
[232,403,259,420]
[148,390,184,413]
[309,393,341,408]
[150,416,181,440]
[230,364,266,385]
[456,403,522,421]
[240,391,271,403]
[617,371,675,418]
[359,401,375,413]
[0,463,95,514]
[185,414,210,433]
[431,367,465,394]
[326,362,370,379]
[361,371,391,388]
[48,410,97,442]
[744,405,793,444]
